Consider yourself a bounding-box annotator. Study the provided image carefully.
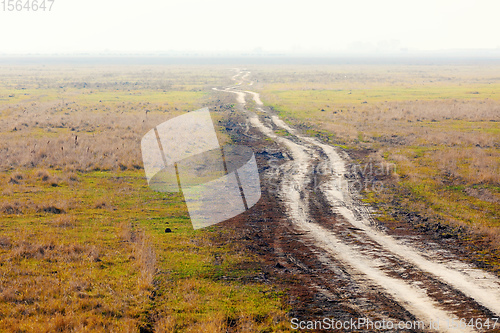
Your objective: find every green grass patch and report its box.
[0,169,289,331]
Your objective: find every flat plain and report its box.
[256,64,500,269]
[0,60,499,332]
[0,64,288,332]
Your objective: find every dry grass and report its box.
[8,171,23,184]
[0,208,155,331]
[1,200,23,214]
[117,220,158,288]
[0,64,291,332]
[51,215,78,228]
[154,315,177,333]
[132,229,157,290]
[0,65,222,172]
[93,197,110,209]
[257,64,500,271]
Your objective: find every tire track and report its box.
[214,69,500,332]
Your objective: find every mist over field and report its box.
[1,0,500,331]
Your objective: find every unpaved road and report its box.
[214,69,500,332]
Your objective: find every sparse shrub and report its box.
[1,187,13,196]
[52,215,76,228]
[47,314,75,333]
[50,178,60,187]
[36,199,72,214]
[10,241,56,260]
[69,279,91,292]
[8,172,23,184]
[33,169,62,186]
[66,172,79,182]
[118,221,133,242]
[0,236,11,248]
[93,198,109,209]
[12,172,23,180]
[87,246,101,262]
[0,288,17,302]
[38,205,65,214]
[35,169,50,181]
[1,200,26,215]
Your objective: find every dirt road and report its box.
[214,69,500,332]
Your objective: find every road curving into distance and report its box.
[214,69,500,332]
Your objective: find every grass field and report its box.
[0,65,289,332]
[256,64,500,271]
[2,61,499,331]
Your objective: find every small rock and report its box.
[165,228,172,233]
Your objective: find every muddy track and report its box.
[213,69,500,332]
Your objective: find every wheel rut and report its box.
[213,69,500,332]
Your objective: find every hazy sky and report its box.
[1,0,500,54]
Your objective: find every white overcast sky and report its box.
[1,0,499,54]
